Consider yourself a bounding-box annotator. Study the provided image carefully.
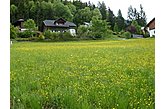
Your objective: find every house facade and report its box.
[13,19,27,32]
[145,18,155,37]
[42,18,77,36]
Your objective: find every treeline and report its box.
[11,0,149,41]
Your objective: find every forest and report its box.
[10,0,148,40]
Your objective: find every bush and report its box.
[10,24,19,39]
[143,32,150,38]
[123,32,131,39]
[51,32,60,40]
[77,25,89,39]
[38,34,45,40]
[63,31,73,38]
[58,31,74,41]
[18,30,34,38]
[44,30,52,39]
[107,30,113,35]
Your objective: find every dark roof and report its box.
[146,18,155,27]
[43,19,76,28]
[17,19,24,22]
[54,18,66,23]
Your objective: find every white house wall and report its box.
[149,29,155,37]
[69,29,76,36]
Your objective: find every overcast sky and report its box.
[81,0,155,22]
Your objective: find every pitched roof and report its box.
[43,19,76,28]
[147,18,155,27]
[145,18,155,30]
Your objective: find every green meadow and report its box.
[10,39,155,109]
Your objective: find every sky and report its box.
[81,0,155,23]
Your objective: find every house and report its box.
[145,18,155,37]
[42,18,77,36]
[13,19,27,32]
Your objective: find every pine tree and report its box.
[98,1,107,20]
[107,7,115,30]
[115,9,125,32]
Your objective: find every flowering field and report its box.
[10,39,155,109]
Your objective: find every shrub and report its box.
[10,24,19,39]
[38,34,45,40]
[51,32,60,40]
[107,30,113,35]
[123,31,131,39]
[58,31,74,41]
[143,32,150,38]
[44,30,52,39]
[18,30,34,38]
[77,25,89,38]
[63,31,73,38]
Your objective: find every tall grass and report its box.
[10,39,155,109]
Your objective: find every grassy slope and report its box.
[10,39,155,109]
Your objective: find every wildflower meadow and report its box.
[10,39,155,109]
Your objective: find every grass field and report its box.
[10,39,155,109]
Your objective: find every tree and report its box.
[137,4,147,26]
[131,20,141,34]
[77,25,90,39]
[67,3,77,15]
[87,1,96,10]
[127,4,147,27]
[91,16,108,38]
[114,23,119,33]
[127,5,135,21]
[10,4,18,23]
[107,7,115,30]
[115,9,125,32]
[10,24,19,39]
[73,0,86,10]
[74,7,92,26]
[24,19,37,31]
[92,8,102,19]
[53,2,73,21]
[98,1,107,20]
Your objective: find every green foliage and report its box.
[74,7,92,26]
[123,31,131,39]
[107,8,115,30]
[67,3,76,15]
[115,9,125,32]
[44,30,52,39]
[44,30,74,41]
[10,24,19,39]
[127,4,147,27]
[18,30,34,38]
[51,32,60,40]
[54,2,73,21]
[131,20,142,34]
[10,4,18,23]
[91,16,108,39]
[62,31,74,40]
[98,1,107,20]
[24,19,37,31]
[92,8,102,19]
[143,32,150,38]
[77,25,89,39]
[114,23,119,33]
[38,34,45,40]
